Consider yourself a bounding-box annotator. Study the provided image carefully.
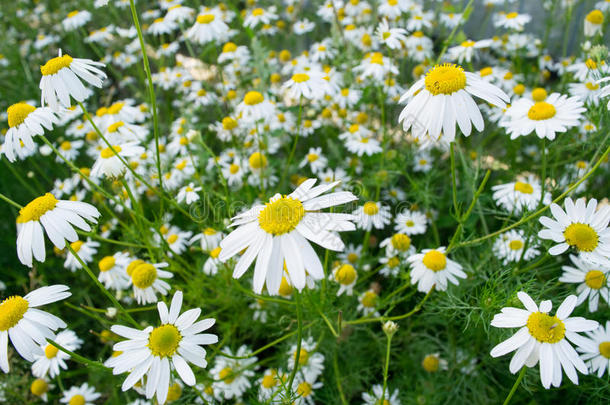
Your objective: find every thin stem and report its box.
[346,287,434,325]
[381,334,393,402]
[46,338,108,371]
[287,291,303,390]
[435,0,475,64]
[503,367,526,405]
[0,192,23,210]
[450,142,460,218]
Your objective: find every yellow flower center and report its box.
[167,382,182,401]
[563,223,599,252]
[244,91,264,105]
[258,196,305,235]
[387,257,400,268]
[148,324,182,357]
[167,234,178,244]
[210,246,221,259]
[60,141,72,151]
[229,163,240,174]
[249,152,268,169]
[585,82,600,90]
[67,10,79,18]
[219,366,236,383]
[204,227,217,235]
[279,276,293,296]
[425,64,467,95]
[40,54,73,76]
[45,343,59,359]
[599,342,610,359]
[7,103,36,128]
[513,181,534,194]
[69,394,86,405]
[262,373,277,388]
[527,102,556,120]
[347,252,359,263]
[297,381,313,397]
[252,8,264,16]
[292,73,310,83]
[98,256,116,272]
[307,153,318,162]
[294,348,309,365]
[361,291,378,307]
[585,58,598,70]
[388,0,397,4]
[586,10,604,25]
[584,270,606,290]
[461,40,476,48]
[480,67,493,77]
[223,42,237,53]
[531,88,547,102]
[505,12,519,19]
[31,378,49,397]
[363,202,379,216]
[335,264,357,285]
[391,233,411,251]
[422,354,439,372]
[369,52,384,65]
[509,240,523,250]
[197,14,215,24]
[513,84,525,95]
[100,145,122,159]
[526,312,566,343]
[18,193,58,223]
[405,220,415,227]
[0,296,29,331]
[107,122,124,133]
[422,250,447,271]
[131,263,158,289]
[382,32,391,40]
[70,240,84,252]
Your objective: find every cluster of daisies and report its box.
[0,0,610,403]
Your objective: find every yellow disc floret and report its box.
[584,270,606,290]
[527,102,556,121]
[148,324,181,357]
[7,103,36,128]
[45,344,59,359]
[98,256,116,272]
[41,54,73,76]
[258,196,305,235]
[335,264,357,285]
[425,64,467,95]
[563,223,599,252]
[514,181,534,194]
[131,263,158,289]
[526,312,566,343]
[422,250,447,271]
[31,378,49,397]
[244,91,264,105]
[0,296,29,331]
[508,240,523,250]
[291,73,310,83]
[391,233,411,252]
[100,145,122,159]
[18,193,58,223]
[362,201,379,216]
[197,14,215,24]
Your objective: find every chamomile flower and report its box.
[501,92,585,140]
[559,254,610,312]
[3,102,58,162]
[91,142,144,178]
[379,255,403,277]
[282,70,326,100]
[394,209,427,235]
[60,383,100,405]
[98,253,131,291]
[422,353,448,373]
[538,197,610,265]
[353,201,391,231]
[127,260,173,304]
[493,230,540,265]
[16,193,100,267]
[106,291,218,404]
[399,64,509,141]
[490,292,598,388]
[187,10,230,44]
[30,378,52,402]
[32,329,82,378]
[0,285,71,373]
[407,247,466,293]
[191,227,224,251]
[64,238,100,271]
[354,52,398,81]
[210,345,258,400]
[236,91,275,122]
[576,321,610,377]
[380,233,414,257]
[358,289,380,316]
[218,179,357,294]
[584,10,604,36]
[299,147,328,174]
[495,12,531,31]
[176,183,201,205]
[568,81,603,106]
[243,7,278,28]
[492,174,551,215]
[291,375,322,405]
[375,19,407,50]
[62,10,92,31]
[331,263,358,296]
[362,384,401,405]
[40,51,106,111]
[287,337,325,381]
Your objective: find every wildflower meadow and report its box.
[1,0,610,404]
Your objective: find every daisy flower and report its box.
[568,81,603,106]
[407,247,466,293]
[60,383,100,405]
[64,238,100,272]
[490,292,598,388]
[380,233,414,257]
[331,263,358,296]
[584,10,604,36]
[576,321,610,377]
[106,291,218,404]
[446,39,493,64]
[492,174,551,215]
[39,50,106,111]
[30,378,52,402]
[16,193,100,267]
[186,10,230,44]
[362,384,401,405]
[287,336,325,381]
[91,142,145,178]
[243,7,278,28]
[236,91,275,122]
[354,52,398,81]
[32,329,82,378]
[422,353,448,373]
[62,10,91,31]
[218,179,357,294]
[282,70,326,100]
[492,229,540,265]
[210,345,258,400]
[538,197,610,265]
[291,375,322,405]
[394,209,427,235]
[501,92,585,140]
[299,147,328,174]
[1,285,71,372]
[176,183,202,205]
[3,102,58,162]
[375,19,407,50]
[495,12,531,31]
[398,64,509,141]
[357,289,380,316]
[379,255,403,277]
[190,227,223,251]
[352,201,391,231]
[127,260,173,304]
[559,254,610,312]
[98,253,131,291]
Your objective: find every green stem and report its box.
[435,0,475,64]
[346,287,434,325]
[503,367,526,405]
[381,334,393,402]
[0,192,23,209]
[46,338,108,371]
[450,142,460,218]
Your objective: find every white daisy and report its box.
[60,383,100,405]
[576,321,610,377]
[218,178,357,294]
[62,10,92,31]
[282,70,327,100]
[362,384,401,405]
[494,12,531,31]
[32,329,83,378]
[64,238,100,272]
[176,183,202,205]
[16,193,100,267]
[330,263,358,296]
[538,197,610,265]
[127,260,173,304]
[3,102,58,162]
[91,142,144,178]
[407,247,466,293]
[357,289,380,316]
[210,345,258,400]
[490,292,598,388]
[492,174,551,215]
[353,201,391,231]
[0,285,71,372]
[186,10,230,45]
[299,147,328,174]
[235,91,275,123]
[380,233,414,257]
[394,209,428,235]
[584,9,604,36]
[39,50,106,111]
[492,229,540,265]
[399,64,509,141]
[375,19,407,50]
[98,253,132,291]
[559,254,610,312]
[287,336,325,381]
